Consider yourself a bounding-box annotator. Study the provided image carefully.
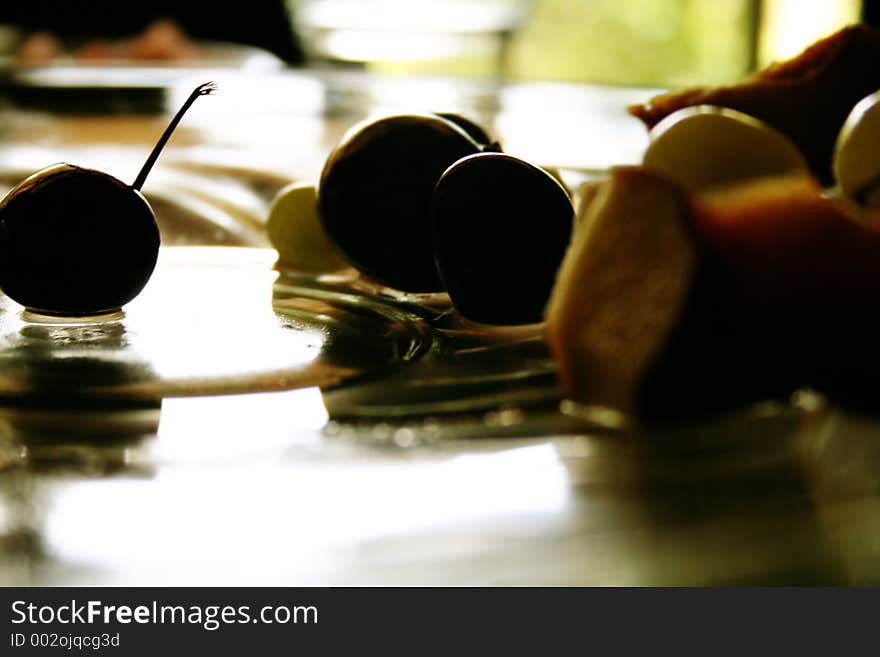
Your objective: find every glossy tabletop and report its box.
[1,66,879,585]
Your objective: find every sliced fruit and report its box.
[833,90,880,205]
[690,173,880,309]
[629,24,880,183]
[643,105,807,193]
[545,167,697,415]
[689,173,880,402]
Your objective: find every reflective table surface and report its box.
[1,66,879,585]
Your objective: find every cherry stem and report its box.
[132,81,216,191]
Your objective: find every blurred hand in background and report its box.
[1,2,304,65]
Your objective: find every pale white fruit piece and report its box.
[266,182,348,272]
[643,105,807,193]
[834,90,880,206]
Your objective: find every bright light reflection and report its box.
[155,388,328,463]
[496,83,655,169]
[320,31,482,62]
[294,0,528,66]
[125,249,321,381]
[298,0,527,33]
[366,76,468,115]
[759,0,860,65]
[42,443,567,585]
[167,73,325,117]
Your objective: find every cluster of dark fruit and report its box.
[317,113,574,325]
[0,82,215,316]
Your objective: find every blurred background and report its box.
[0,0,869,85]
[292,0,863,84]
[0,0,871,210]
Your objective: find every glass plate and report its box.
[276,269,570,440]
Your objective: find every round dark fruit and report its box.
[0,82,215,316]
[432,152,574,325]
[318,113,484,292]
[0,164,160,315]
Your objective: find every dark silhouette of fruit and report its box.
[317,113,484,292]
[432,152,573,325]
[0,82,214,316]
[0,164,159,315]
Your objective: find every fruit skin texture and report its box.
[690,174,880,319]
[433,152,573,325]
[0,163,160,315]
[689,173,880,407]
[317,114,482,292]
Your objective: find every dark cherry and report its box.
[432,152,574,325]
[0,82,215,316]
[0,165,158,316]
[317,113,485,292]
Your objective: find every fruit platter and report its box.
[2,27,880,585]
